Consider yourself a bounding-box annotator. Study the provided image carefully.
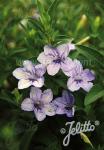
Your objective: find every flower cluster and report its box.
[13,42,95,121]
[13,60,46,89]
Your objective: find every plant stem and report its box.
[76,36,90,45]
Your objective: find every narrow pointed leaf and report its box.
[80,132,93,148]
[84,84,104,106]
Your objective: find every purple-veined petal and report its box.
[35,64,46,77]
[32,77,44,88]
[37,52,53,65]
[44,45,58,57]
[68,43,76,51]
[30,87,42,101]
[53,97,65,106]
[18,79,32,89]
[62,90,75,106]
[66,107,75,117]
[34,108,46,121]
[47,62,60,76]
[61,58,74,76]
[71,59,83,77]
[67,78,81,91]
[21,98,34,111]
[13,68,29,79]
[53,94,75,116]
[23,60,35,72]
[37,52,46,64]
[44,104,56,116]
[57,43,70,58]
[41,89,53,104]
[53,97,66,114]
[56,107,65,115]
[82,69,95,81]
[81,82,93,92]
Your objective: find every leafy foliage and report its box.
[0,0,104,149]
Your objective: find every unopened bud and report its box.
[76,14,87,31]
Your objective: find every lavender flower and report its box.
[37,43,75,76]
[21,87,56,121]
[67,60,95,92]
[53,90,75,117]
[13,60,46,89]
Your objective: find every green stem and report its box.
[76,36,90,45]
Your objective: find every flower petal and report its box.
[68,59,83,77]
[18,79,32,89]
[56,107,65,115]
[42,89,53,103]
[62,90,75,106]
[13,68,29,79]
[44,104,56,116]
[35,64,46,77]
[53,97,65,106]
[44,45,58,57]
[53,97,66,114]
[30,87,42,101]
[67,78,81,91]
[34,108,46,121]
[47,63,60,76]
[57,43,75,57]
[66,107,75,117]
[23,60,35,72]
[82,69,95,81]
[37,52,52,65]
[21,98,34,111]
[32,77,44,88]
[61,58,74,76]
[57,43,70,58]
[68,43,76,51]
[81,82,93,92]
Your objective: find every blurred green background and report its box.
[0,0,104,150]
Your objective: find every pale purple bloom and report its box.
[37,43,75,76]
[67,60,95,92]
[21,87,56,121]
[13,60,46,89]
[53,90,75,117]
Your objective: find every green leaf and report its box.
[84,84,104,106]
[37,0,51,25]
[9,48,28,56]
[77,45,104,68]
[54,77,67,89]
[20,125,38,150]
[45,77,59,95]
[48,0,59,16]
[0,90,17,106]
[37,0,45,15]
[80,132,93,148]
[12,88,22,104]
